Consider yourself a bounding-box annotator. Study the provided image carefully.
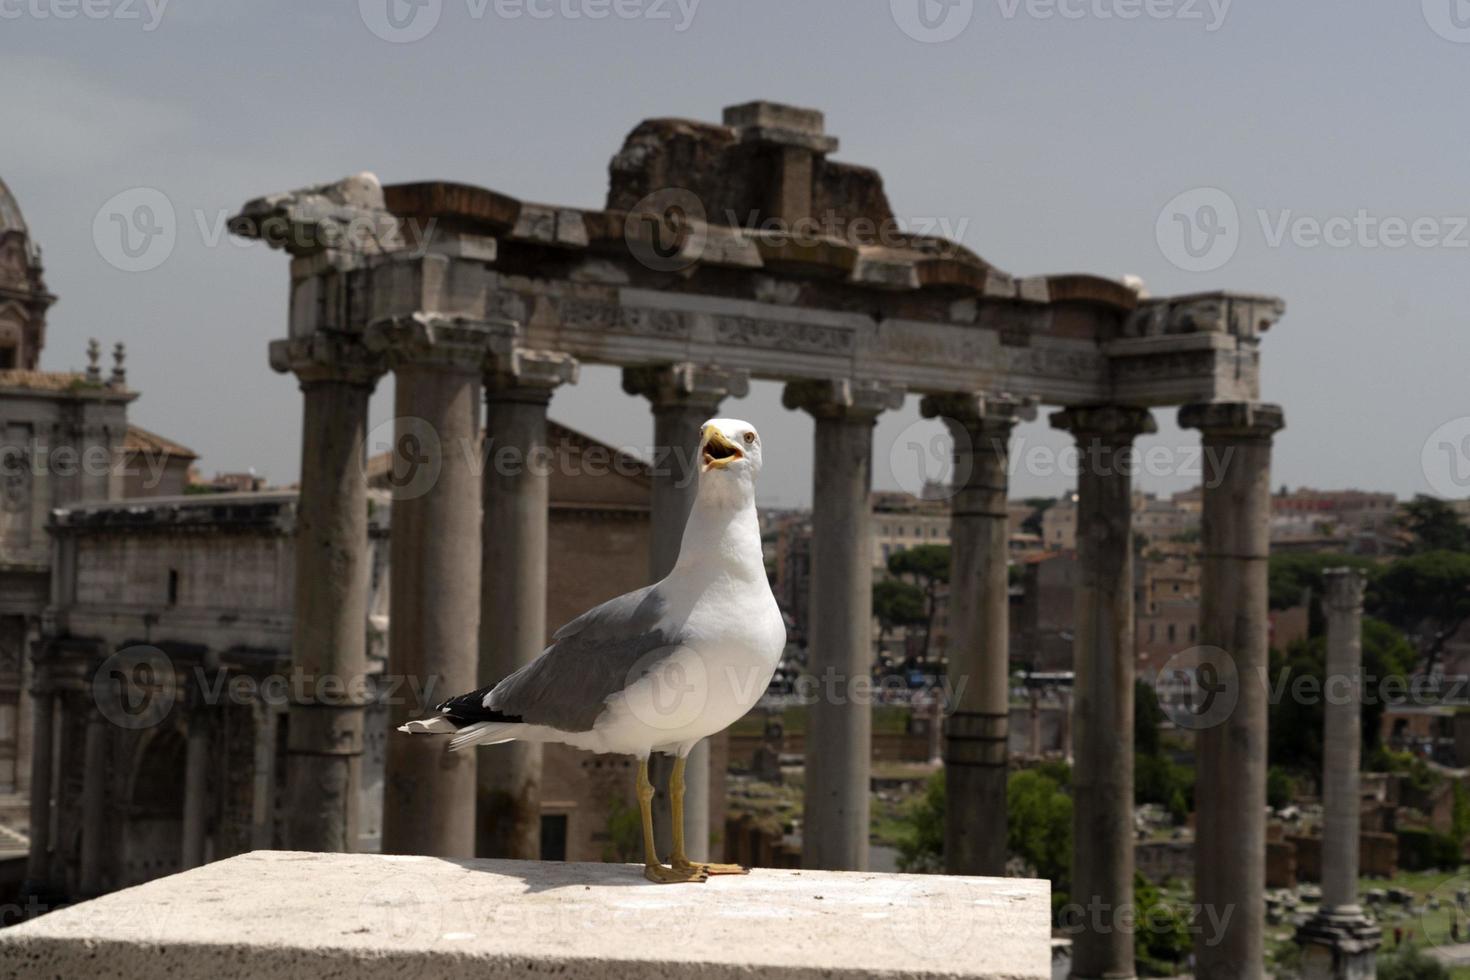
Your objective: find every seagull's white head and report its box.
[698,418,763,483]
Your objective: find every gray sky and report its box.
[5,1,1469,508]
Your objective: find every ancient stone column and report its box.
[1180,402,1285,980]
[269,333,384,854]
[1295,568,1381,979]
[477,351,578,860]
[921,392,1032,877]
[23,670,52,889]
[181,710,210,870]
[623,363,749,863]
[785,379,903,872]
[1051,405,1156,980]
[79,713,107,893]
[377,315,510,859]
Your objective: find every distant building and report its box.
[29,422,662,903]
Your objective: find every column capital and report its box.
[622,363,750,412]
[1323,567,1367,614]
[1179,401,1285,440]
[1049,404,1156,441]
[921,391,1038,436]
[783,378,904,421]
[269,333,385,388]
[486,350,580,404]
[364,314,518,373]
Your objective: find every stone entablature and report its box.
[228,101,1282,410]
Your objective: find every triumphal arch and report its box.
[230,101,1283,980]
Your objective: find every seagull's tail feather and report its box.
[397,716,459,735]
[446,722,520,752]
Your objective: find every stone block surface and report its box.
[0,850,1050,979]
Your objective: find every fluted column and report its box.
[785,379,903,871]
[922,392,1032,876]
[1295,568,1380,978]
[377,315,513,858]
[269,333,385,853]
[181,707,210,870]
[1051,405,1156,980]
[624,363,750,862]
[1182,402,1284,980]
[477,351,578,860]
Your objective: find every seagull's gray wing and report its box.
[477,583,689,733]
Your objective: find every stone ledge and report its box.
[0,851,1050,980]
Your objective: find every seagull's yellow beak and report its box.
[700,425,744,470]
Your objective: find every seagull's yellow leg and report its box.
[670,754,749,876]
[639,758,706,884]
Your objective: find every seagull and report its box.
[400,418,786,884]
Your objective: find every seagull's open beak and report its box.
[700,426,743,471]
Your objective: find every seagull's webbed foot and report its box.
[672,857,750,877]
[668,753,751,876]
[645,862,709,884]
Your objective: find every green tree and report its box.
[872,578,927,662]
[1397,495,1470,554]
[1008,767,1073,896]
[1372,550,1470,673]
[1378,945,1451,980]
[894,770,945,874]
[1266,766,1296,810]
[887,544,951,665]
[1132,873,1192,977]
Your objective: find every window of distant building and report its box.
[0,345,14,370]
[1167,624,1176,643]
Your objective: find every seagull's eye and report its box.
[744,432,756,444]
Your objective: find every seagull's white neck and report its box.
[670,471,763,583]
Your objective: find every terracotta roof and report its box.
[123,424,198,460]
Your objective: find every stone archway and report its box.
[119,727,186,888]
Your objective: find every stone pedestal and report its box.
[1295,568,1380,978]
[270,333,385,854]
[922,392,1032,877]
[477,351,578,861]
[376,315,511,859]
[785,379,903,872]
[1181,401,1285,980]
[1051,405,1156,980]
[0,851,1053,980]
[624,363,749,862]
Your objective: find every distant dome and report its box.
[0,178,26,238]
